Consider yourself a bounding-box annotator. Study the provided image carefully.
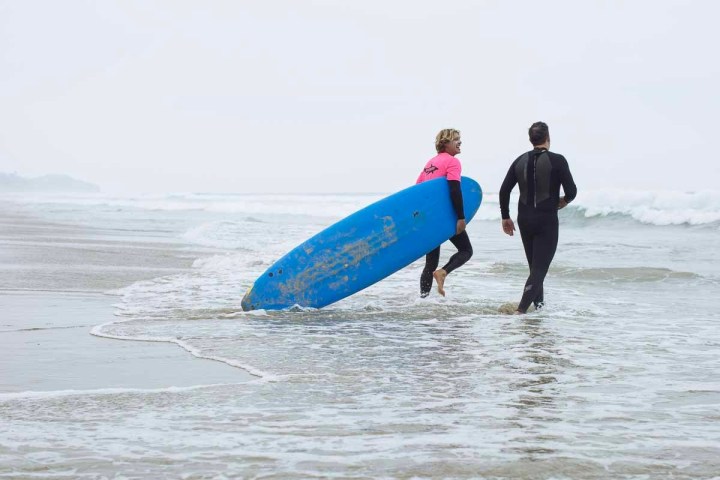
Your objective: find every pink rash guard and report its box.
[416,152,462,184]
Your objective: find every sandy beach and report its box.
[0,208,251,394]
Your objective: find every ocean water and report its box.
[1,189,720,478]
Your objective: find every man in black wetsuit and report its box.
[499,122,577,314]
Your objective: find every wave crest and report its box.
[480,190,720,226]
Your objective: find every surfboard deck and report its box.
[241,176,482,311]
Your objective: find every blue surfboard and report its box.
[241,176,482,311]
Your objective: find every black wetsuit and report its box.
[420,180,473,296]
[499,148,577,312]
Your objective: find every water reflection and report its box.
[504,316,564,457]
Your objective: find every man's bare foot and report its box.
[498,303,517,314]
[433,269,447,297]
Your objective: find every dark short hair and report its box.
[528,122,549,146]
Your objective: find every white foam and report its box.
[7,189,720,226]
[181,221,250,250]
[479,189,720,226]
[90,320,275,380]
[0,383,242,401]
[576,189,720,225]
[191,252,262,270]
[1,191,384,218]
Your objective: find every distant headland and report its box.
[0,173,100,193]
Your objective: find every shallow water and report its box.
[1,190,719,478]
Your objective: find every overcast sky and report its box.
[1,0,718,194]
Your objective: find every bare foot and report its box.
[432,269,447,297]
[497,303,517,315]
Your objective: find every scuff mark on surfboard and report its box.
[272,216,399,299]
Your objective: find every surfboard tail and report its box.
[240,286,254,311]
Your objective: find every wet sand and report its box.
[0,209,251,394]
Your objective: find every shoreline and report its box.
[1,290,250,394]
[0,208,253,394]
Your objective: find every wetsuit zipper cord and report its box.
[533,155,537,208]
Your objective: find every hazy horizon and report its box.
[2,1,718,195]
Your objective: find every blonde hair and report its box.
[435,128,460,153]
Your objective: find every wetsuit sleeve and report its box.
[448,180,465,220]
[558,155,577,203]
[499,162,517,219]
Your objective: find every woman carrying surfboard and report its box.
[416,128,473,297]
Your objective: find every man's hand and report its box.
[456,219,466,235]
[502,218,515,236]
[558,197,568,210]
